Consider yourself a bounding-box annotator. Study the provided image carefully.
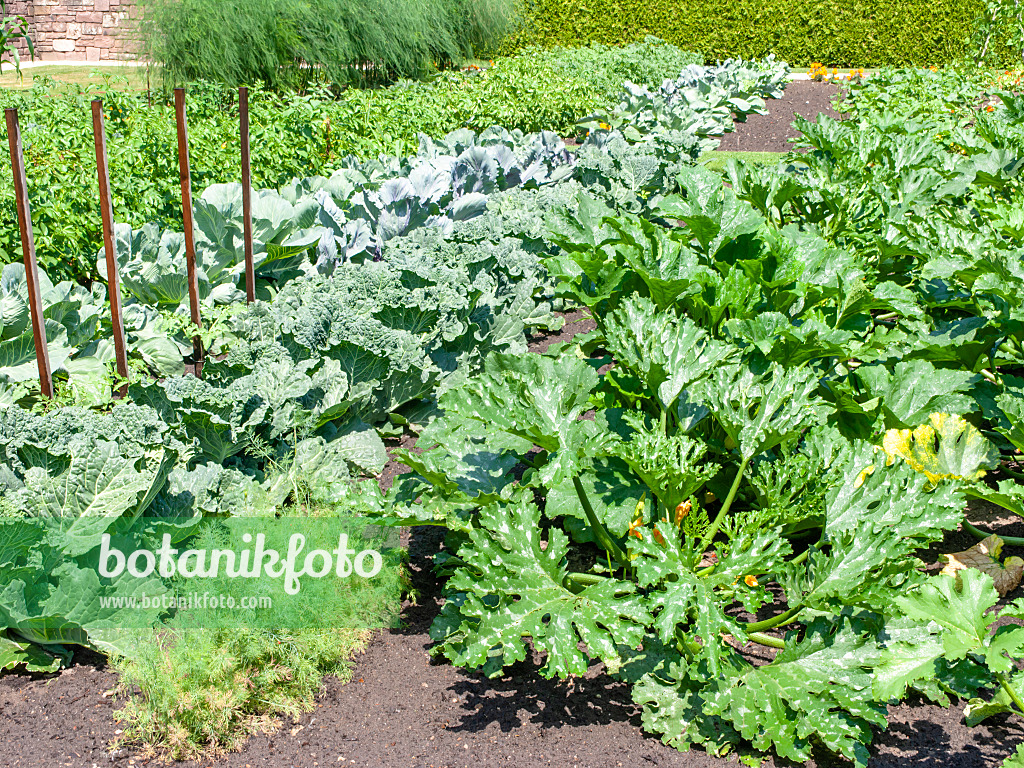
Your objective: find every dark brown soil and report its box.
[716,80,846,153]
[380,429,421,494]
[5,100,1024,767]
[527,308,597,355]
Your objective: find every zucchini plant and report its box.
[382,163,1024,765]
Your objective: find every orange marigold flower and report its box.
[987,105,996,112]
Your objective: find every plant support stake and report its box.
[174,87,203,375]
[239,86,256,303]
[91,100,130,386]
[5,108,53,399]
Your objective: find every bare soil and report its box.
[716,80,846,153]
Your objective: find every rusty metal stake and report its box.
[173,87,203,376]
[5,108,53,399]
[91,100,130,389]
[239,86,256,304]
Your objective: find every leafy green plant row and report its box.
[375,71,1024,765]
[136,0,520,90]
[0,39,700,285]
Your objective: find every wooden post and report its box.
[239,86,256,304]
[4,108,53,399]
[173,88,203,375]
[91,100,130,387]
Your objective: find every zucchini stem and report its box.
[747,631,786,649]
[997,671,1024,717]
[573,475,628,564]
[963,518,1024,547]
[698,455,751,556]
[745,606,803,633]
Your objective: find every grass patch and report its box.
[701,150,784,173]
[0,65,149,92]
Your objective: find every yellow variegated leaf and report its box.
[940,534,1024,597]
[882,413,999,486]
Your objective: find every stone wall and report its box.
[6,0,137,62]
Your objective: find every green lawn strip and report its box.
[789,67,881,74]
[701,150,784,172]
[0,64,150,92]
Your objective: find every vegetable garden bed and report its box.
[4,57,1024,768]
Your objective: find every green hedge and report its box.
[500,0,985,66]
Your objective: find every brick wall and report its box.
[6,0,137,62]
